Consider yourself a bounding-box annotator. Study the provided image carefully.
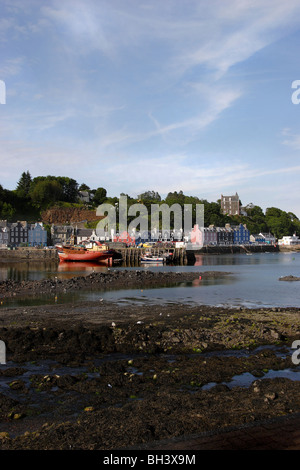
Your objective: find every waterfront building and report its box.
[51,224,75,246]
[113,231,135,245]
[250,232,276,244]
[258,232,276,244]
[202,226,218,245]
[216,225,234,245]
[9,221,28,247]
[0,226,9,247]
[190,224,204,247]
[76,228,98,244]
[278,234,300,246]
[250,234,264,244]
[28,222,47,247]
[233,224,250,244]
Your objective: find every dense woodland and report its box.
[1,171,300,239]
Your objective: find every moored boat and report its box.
[56,242,113,265]
[140,254,164,263]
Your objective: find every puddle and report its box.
[202,367,300,391]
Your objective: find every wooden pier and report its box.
[111,245,188,266]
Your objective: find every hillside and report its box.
[41,206,104,225]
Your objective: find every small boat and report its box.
[140,254,164,263]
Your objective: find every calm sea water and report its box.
[1,251,300,308]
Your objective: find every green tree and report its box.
[138,190,161,202]
[165,190,185,206]
[79,183,90,191]
[56,177,78,202]
[92,187,107,206]
[16,171,32,198]
[30,176,78,204]
[0,202,15,220]
[265,207,294,238]
[29,179,63,208]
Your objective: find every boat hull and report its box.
[140,257,164,263]
[58,250,113,265]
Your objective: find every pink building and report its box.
[191,225,203,247]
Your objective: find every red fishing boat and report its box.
[56,241,113,265]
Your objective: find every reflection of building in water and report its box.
[194,254,204,266]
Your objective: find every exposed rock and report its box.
[279,275,300,281]
[41,206,104,225]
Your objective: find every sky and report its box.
[1,0,300,217]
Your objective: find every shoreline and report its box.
[0,267,300,450]
[0,295,300,449]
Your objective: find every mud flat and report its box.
[0,271,300,450]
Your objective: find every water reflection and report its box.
[1,252,300,309]
[57,261,108,279]
[0,261,59,282]
[194,253,271,266]
[0,252,281,282]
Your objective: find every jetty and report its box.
[109,244,188,265]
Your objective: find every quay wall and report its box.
[0,248,59,261]
[189,244,279,254]
[278,244,300,252]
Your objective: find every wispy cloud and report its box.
[1,0,300,216]
[168,0,300,78]
[0,57,25,77]
[281,128,300,150]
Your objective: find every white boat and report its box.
[140,254,164,263]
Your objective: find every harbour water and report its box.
[0,251,300,309]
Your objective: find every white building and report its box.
[76,228,101,244]
[278,234,300,246]
[0,226,9,247]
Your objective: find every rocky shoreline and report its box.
[0,270,300,450]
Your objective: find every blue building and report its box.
[28,223,47,247]
[233,224,250,244]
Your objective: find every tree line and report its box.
[0,172,300,239]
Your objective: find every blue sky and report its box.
[1,0,300,216]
